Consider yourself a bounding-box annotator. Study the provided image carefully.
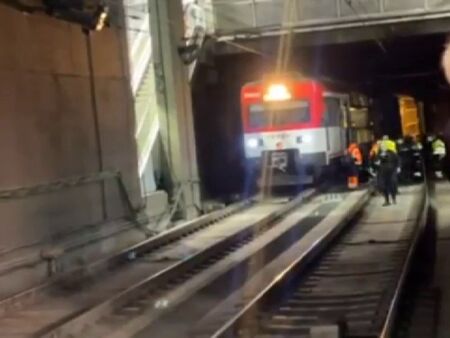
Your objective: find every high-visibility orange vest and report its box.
[348,176,359,189]
[348,143,363,165]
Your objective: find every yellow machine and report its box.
[398,95,421,138]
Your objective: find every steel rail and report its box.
[379,186,428,338]
[35,190,317,338]
[210,185,427,338]
[0,196,254,316]
[210,188,372,338]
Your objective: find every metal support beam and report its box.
[149,0,201,219]
[214,16,450,55]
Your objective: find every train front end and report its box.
[241,78,326,187]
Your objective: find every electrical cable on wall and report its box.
[85,30,108,220]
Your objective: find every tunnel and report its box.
[2,1,450,337]
[192,32,450,200]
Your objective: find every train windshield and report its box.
[248,100,311,129]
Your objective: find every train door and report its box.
[340,96,349,150]
[324,93,345,162]
[323,101,331,165]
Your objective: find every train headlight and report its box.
[303,135,313,144]
[246,138,259,149]
[263,84,291,101]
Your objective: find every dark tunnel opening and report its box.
[193,33,450,200]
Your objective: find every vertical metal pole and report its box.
[85,31,107,220]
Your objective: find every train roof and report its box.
[242,77,321,88]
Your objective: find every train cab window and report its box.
[324,97,342,127]
[249,100,311,129]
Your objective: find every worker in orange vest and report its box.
[347,143,363,189]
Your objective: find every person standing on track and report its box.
[380,135,397,154]
[377,142,400,206]
[431,134,447,179]
[347,143,363,189]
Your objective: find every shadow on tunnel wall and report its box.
[192,55,267,201]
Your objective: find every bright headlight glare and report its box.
[263,84,291,102]
[246,138,259,148]
[303,135,313,143]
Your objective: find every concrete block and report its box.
[145,191,169,218]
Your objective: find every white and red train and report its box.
[241,75,352,186]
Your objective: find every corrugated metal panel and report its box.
[255,0,284,27]
[298,0,338,20]
[384,0,425,11]
[213,1,254,31]
[212,0,450,34]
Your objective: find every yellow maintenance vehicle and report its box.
[398,95,422,139]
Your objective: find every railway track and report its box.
[0,190,316,337]
[207,185,427,338]
[99,196,353,338]
[0,198,251,312]
[30,188,359,338]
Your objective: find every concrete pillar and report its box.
[149,0,201,219]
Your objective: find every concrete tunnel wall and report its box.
[0,5,142,249]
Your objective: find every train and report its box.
[241,74,366,187]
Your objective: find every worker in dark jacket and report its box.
[377,143,400,206]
